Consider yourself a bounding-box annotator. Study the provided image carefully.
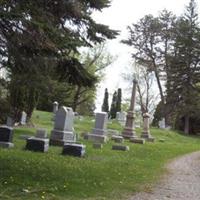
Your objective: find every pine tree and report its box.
[101,88,109,112]
[116,88,122,112]
[109,91,117,119]
[166,0,200,134]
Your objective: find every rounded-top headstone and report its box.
[54,106,74,131]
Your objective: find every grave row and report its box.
[0,105,154,157]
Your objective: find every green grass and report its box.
[0,110,200,200]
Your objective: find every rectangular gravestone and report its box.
[62,143,85,157]
[26,137,49,152]
[6,117,14,127]
[92,112,108,135]
[0,126,14,148]
[130,137,145,144]
[86,112,108,143]
[20,111,27,125]
[111,135,124,143]
[50,106,76,146]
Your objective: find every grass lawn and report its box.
[0,110,200,200]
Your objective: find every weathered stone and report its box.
[0,126,13,142]
[62,143,85,157]
[50,106,76,146]
[26,137,49,152]
[92,112,108,135]
[0,142,14,148]
[122,80,138,138]
[93,143,103,149]
[6,117,14,127]
[141,113,155,142]
[112,145,129,151]
[130,137,145,144]
[85,133,107,143]
[111,135,124,143]
[20,111,27,125]
[116,111,127,122]
[158,118,166,129]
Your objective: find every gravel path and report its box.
[130,151,200,200]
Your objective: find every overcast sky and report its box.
[93,0,197,111]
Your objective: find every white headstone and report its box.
[54,107,74,131]
[50,106,75,145]
[20,111,27,125]
[158,118,166,129]
[92,112,108,135]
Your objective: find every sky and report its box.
[93,0,196,111]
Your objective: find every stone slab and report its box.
[111,135,124,143]
[62,143,85,157]
[130,138,145,144]
[0,142,14,148]
[85,133,107,143]
[26,137,49,152]
[112,145,129,151]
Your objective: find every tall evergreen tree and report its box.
[109,91,117,119]
[101,88,109,112]
[0,0,118,121]
[116,88,122,112]
[167,0,200,134]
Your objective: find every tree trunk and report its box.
[184,115,190,134]
[72,86,81,112]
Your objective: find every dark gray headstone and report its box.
[0,126,13,143]
[62,143,85,157]
[26,137,49,152]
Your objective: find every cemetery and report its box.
[0,0,200,199]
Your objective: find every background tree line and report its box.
[123,0,200,134]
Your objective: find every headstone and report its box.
[112,145,129,151]
[84,133,107,143]
[116,111,127,123]
[92,112,108,135]
[26,137,49,152]
[35,129,48,139]
[20,111,27,125]
[62,143,85,157]
[122,80,138,139]
[53,101,59,114]
[130,137,145,144]
[141,113,155,142]
[0,126,14,148]
[93,143,103,149]
[50,106,76,146]
[158,118,165,129]
[6,117,14,127]
[111,135,124,143]
[52,101,59,121]
[107,129,119,136]
[86,112,108,143]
